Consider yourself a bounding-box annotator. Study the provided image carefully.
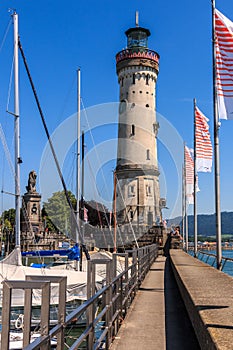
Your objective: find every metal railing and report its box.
[196,250,233,272]
[116,48,159,64]
[1,244,158,349]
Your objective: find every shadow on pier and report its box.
[164,257,200,349]
[111,255,200,350]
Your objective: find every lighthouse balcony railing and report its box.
[116,47,159,64]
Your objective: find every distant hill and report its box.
[166,211,233,237]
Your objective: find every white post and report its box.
[212,0,222,269]
[13,12,21,248]
[76,68,81,244]
[193,98,198,257]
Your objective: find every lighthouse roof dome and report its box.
[125,27,150,37]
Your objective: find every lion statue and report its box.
[26,170,37,193]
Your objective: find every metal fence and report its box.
[197,250,233,272]
[1,244,158,349]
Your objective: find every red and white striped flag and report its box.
[185,146,195,205]
[215,9,233,119]
[185,146,200,205]
[195,106,213,172]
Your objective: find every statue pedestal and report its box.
[21,192,43,235]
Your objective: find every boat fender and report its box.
[15,314,24,329]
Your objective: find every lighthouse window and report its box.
[128,185,135,197]
[146,104,149,108]
[153,123,157,135]
[127,31,148,48]
[130,209,134,220]
[133,73,135,84]
[146,185,152,197]
[146,149,150,160]
[139,91,142,94]
[146,74,149,85]
[121,77,124,87]
[131,124,135,136]
[119,99,127,113]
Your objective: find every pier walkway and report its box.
[111,255,200,350]
[3,246,233,349]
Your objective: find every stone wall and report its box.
[170,249,233,350]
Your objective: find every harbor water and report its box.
[190,249,233,277]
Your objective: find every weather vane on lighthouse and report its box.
[135,11,139,27]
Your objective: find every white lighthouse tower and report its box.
[115,16,162,233]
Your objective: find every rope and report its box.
[0,123,15,179]
[6,55,14,113]
[18,37,90,260]
[85,147,114,249]
[115,173,139,249]
[0,19,11,53]
[81,98,113,220]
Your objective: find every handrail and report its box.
[196,250,233,271]
[1,244,158,350]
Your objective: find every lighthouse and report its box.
[115,15,162,232]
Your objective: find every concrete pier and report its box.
[170,249,233,350]
[110,255,199,349]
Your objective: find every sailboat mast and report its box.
[76,68,81,244]
[80,130,85,271]
[13,11,21,248]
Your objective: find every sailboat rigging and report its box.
[0,9,100,329]
[18,39,90,260]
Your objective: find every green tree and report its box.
[43,191,76,236]
[0,208,15,230]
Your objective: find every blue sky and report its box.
[0,0,233,219]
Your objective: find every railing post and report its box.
[132,249,137,294]
[26,275,67,350]
[38,281,50,350]
[106,260,113,349]
[137,248,141,288]
[1,282,12,350]
[115,276,121,334]
[124,253,129,310]
[148,246,151,272]
[87,260,96,350]
[57,276,67,350]
[1,280,51,350]
[112,253,117,278]
[23,288,33,346]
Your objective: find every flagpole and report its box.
[212,0,222,269]
[184,143,188,252]
[182,165,185,246]
[113,171,117,253]
[193,98,198,257]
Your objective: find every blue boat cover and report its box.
[22,243,80,260]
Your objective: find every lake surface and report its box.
[189,249,233,277]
